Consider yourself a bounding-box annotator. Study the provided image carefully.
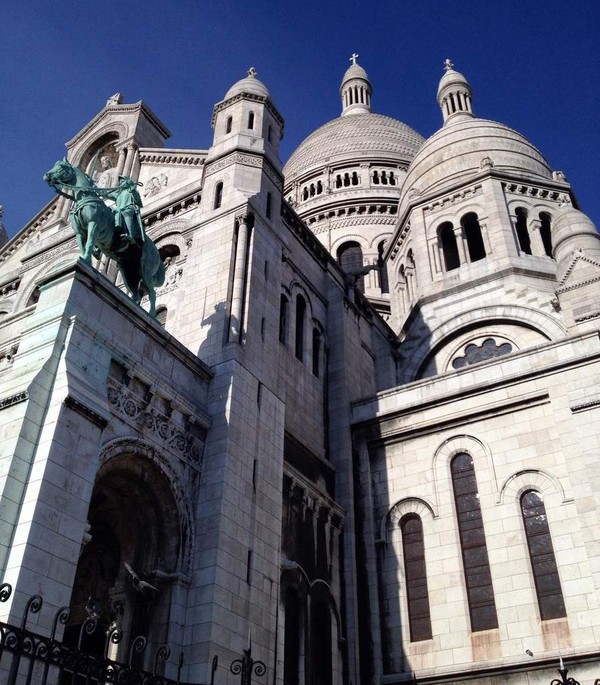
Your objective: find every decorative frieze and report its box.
[0,390,28,409]
[205,151,262,177]
[143,193,202,228]
[502,181,568,204]
[423,184,482,214]
[106,378,205,468]
[139,152,205,166]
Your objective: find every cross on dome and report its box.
[350,53,360,65]
[444,58,454,71]
[247,67,257,78]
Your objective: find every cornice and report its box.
[139,148,207,166]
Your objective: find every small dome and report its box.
[342,62,369,83]
[552,205,600,254]
[437,65,470,100]
[224,67,271,100]
[284,113,424,182]
[399,117,552,214]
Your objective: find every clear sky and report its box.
[2,0,598,240]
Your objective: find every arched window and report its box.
[520,490,566,620]
[343,173,350,187]
[248,111,255,129]
[302,187,309,201]
[377,241,389,294]
[312,327,321,377]
[214,181,223,209]
[539,212,553,257]
[335,175,342,189]
[515,207,532,254]
[158,243,181,265]
[461,212,486,262]
[155,306,168,327]
[225,116,232,134]
[451,453,498,631]
[295,294,306,361]
[266,192,272,219]
[401,515,432,642]
[438,222,460,271]
[309,184,315,197]
[389,171,396,186]
[351,171,359,186]
[279,294,289,344]
[337,242,365,292]
[26,287,40,308]
[381,171,388,185]
[316,180,323,194]
[267,124,273,142]
[372,170,380,185]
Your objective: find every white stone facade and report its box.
[1,60,599,685]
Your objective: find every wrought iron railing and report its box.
[0,582,192,685]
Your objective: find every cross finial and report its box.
[350,53,359,65]
[247,66,257,78]
[444,58,454,71]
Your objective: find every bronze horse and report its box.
[44,159,165,317]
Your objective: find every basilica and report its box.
[1,57,599,685]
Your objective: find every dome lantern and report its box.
[340,54,372,117]
[437,59,474,125]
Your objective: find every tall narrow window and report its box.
[515,207,532,254]
[248,111,255,129]
[401,515,432,641]
[520,490,566,620]
[451,453,498,631]
[226,116,232,134]
[279,295,289,344]
[377,240,389,294]
[338,241,365,292]
[462,212,486,262]
[295,294,306,361]
[438,222,460,271]
[312,327,321,377]
[267,124,273,142]
[311,600,332,685]
[214,181,223,209]
[539,212,553,257]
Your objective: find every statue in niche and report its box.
[44,158,165,317]
[95,154,119,189]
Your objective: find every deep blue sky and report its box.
[2,1,598,240]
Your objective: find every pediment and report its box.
[556,250,600,291]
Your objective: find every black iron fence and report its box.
[0,582,194,685]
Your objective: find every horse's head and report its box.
[44,158,76,187]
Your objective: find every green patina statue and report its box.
[44,158,165,318]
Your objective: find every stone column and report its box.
[229,214,251,343]
[454,225,469,264]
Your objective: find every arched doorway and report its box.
[65,451,185,669]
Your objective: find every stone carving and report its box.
[143,173,169,198]
[107,379,205,467]
[94,154,119,189]
[44,158,165,317]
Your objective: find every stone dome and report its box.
[552,205,600,256]
[284,113,424,183]
[399,117,552,213]
[341,62,369,83]
[224,68,271,100]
